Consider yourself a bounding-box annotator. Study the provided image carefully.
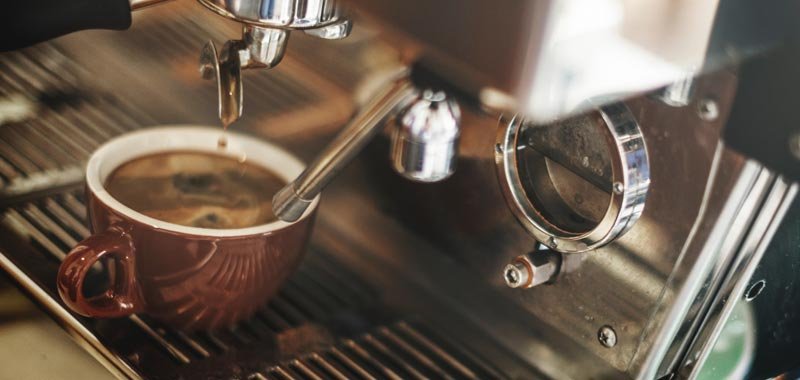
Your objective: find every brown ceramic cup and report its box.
[56,126,318,330]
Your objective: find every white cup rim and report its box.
[86,125,317,237]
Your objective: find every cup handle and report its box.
[57,226,142,318]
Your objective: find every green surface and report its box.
[697,302,755,380]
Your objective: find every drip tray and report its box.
[0,189,506,379]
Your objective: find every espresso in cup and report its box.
[105,151,286,229]
[57,127,317,330]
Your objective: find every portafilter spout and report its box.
[198,0,352,126]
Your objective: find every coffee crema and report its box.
[105,151,286,229]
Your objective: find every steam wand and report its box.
[272,71,462,222]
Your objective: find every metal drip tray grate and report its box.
[0,44,155,199]
[0,188,505,379]
[259,321,503,380]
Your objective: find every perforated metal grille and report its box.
[0,45,153,195]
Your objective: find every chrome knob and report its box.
[390,90,461,182]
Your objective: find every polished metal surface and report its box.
[195,0,350,125]
[390,89,460,182]
[196,0,345,30]
[303,19,352,40]
[273,74,417,222]
[241,26,290,69]
[635,154,774,379]
[199,25,296,126]
[346,0,722,122]
[346,68,754,379]
[679,176,797,379]
[496,101,650,253]
[503,262,529,289]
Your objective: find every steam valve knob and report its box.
[390,90,461,182]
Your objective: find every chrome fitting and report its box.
[496,101,650,253]
[503,249,561,289]
[240,26,289,70]
[390,89,461,182]
[658,71,695,107]
[197,0,351,127]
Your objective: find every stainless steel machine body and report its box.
[346,0,721,122]
[0,1,798,380]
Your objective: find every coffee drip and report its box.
[217,119,232,149]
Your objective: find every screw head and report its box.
[598,325,617,348]
[612,181,624,195]
[504,262,530,288]
[697,98,719,122]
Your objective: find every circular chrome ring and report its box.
[495,102,650,253]
[196,0,346,30]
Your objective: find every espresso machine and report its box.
[0,0,798,379]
